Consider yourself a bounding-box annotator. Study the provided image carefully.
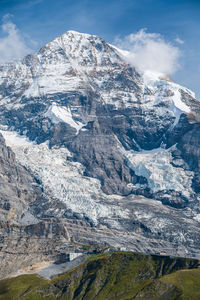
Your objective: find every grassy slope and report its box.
[0,252,199,300]
[161,268,200,300]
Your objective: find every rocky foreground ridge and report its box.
[0,30,200,278]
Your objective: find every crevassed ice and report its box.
[124,147,194,197]
[0,130,128,225]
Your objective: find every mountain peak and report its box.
[49,29,102,49]
[63,30,95,38]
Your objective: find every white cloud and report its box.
[0,15,33,64]
[114,29,181,76]
[175,37,184,45]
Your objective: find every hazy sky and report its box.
[0,0,199,98]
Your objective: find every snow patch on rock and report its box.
[45,103,85,133]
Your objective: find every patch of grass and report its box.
[0,274,54,300]
[86,251,111,262]
[161,268,200,300]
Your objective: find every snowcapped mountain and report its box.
[0,30,200,277]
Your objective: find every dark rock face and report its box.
[176,123,200,194]
[65,128,138,195]
[178,124,200,170]
[0,133,36,222]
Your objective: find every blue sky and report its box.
[0,0,199,98]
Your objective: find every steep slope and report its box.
[0,252,199,300]
[0,30,200,272]
[0,133,74,278]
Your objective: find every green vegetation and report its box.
[0,274,53,300]
[0,252,200,299]
[161,268,200,300]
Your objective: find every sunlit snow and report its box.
[45,103,85,133]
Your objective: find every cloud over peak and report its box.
[114,29,181,76]
[0,15,34,64]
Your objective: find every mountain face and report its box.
[0,30,200,277]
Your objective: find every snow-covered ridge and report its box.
[0,30,196,120]
[19,30,128,98]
